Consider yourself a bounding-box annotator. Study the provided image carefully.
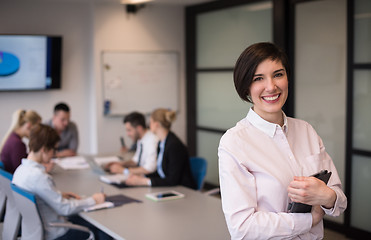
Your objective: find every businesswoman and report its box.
[218,42,347,239]
[126,108,196,189]
[12,124,109,240]
[0,109,41,173]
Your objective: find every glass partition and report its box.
[351,155,371,232]
[196,72,251,130]
[295,0,346,187]
[354,0,371,63]
[353,70,371,151]
[194,1,273,186]
[196,130,224,185]
[196,1,272,68]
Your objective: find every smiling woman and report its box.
[249,59,288,125]
[218,42,347,239]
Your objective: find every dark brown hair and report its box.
[233,42,290,103]
[29,124,60,153]
[54,102,70,114]
[124,112,146,128]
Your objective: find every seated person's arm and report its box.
[122,160,137,168]
[128,166,151,175]
[36,175,104,216]
[106,160,130,173]
[55,149,76,158]
[109,161,154,175]
[62,192,81,199]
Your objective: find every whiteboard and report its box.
[102,51,179,116]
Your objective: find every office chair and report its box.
[189,157,208,191]
[11,184,95,240]
[0,168,20,240]
[189,157,220,196]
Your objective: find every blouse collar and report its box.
[246,108,288,138]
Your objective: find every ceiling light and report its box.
[120,0,153,4]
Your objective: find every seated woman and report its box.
[0,109,41,174]
[12,124,109,240]
[126,108,196,189]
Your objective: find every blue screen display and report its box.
[0,35,62,91]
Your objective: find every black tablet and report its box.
[288,170,332,213]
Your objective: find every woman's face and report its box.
[249,59,288,122]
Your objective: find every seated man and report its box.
[46,102,78,158]
[107,112,158,175]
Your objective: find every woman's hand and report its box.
[287,176,337,209]
[125,174,150,186]
[311,205,325,227]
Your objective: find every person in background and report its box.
[218,42,347,239]
[46,102,78,157]
[12,124,110,240]
[106,112,158,175]
[125,108,196,189]
[0,109,41,174]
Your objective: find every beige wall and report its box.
[0,0,186,154]
[93,3,186,154]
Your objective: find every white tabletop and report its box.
[52,157,230,240]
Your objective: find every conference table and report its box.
[52,156,230,240]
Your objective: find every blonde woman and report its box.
[0,109,41,173]
[126,108,196,189]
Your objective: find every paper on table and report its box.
[83,201,114,212]
[100,174,128,184]
[55,156,90,170]
[94,156,121,166]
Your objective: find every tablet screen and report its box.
[157,193,177,198]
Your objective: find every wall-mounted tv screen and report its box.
[0,35,62,91]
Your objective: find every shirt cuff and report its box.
[290,213,312,235]
[123,168,130,176]
[321,188,340,215]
